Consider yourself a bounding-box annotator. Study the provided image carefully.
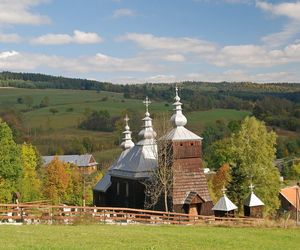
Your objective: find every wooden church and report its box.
[93,88,213,215]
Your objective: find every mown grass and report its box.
[0,224,299,250]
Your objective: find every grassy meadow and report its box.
[0,224,299,250]
[0,88,250,163]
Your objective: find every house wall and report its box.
[244,205,263,218]
[109,177,145,209]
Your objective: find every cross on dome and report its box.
[221,186,227,195]
[175,86,180,102]
[249,183,255,193]
[124,114,130,130]
[143,96,151,114]
[120,114,134,150]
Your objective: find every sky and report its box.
[0,0,300,84]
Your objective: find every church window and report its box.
[180,143,183,146]
[125,182,129,197]
[191,143,194,146]
[117,182,120,195]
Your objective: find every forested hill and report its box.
[1,71,300,92]
[0,71,124,92]
[1,71,300,103]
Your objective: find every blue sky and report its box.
[0,0,300,83]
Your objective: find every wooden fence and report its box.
[0,204,263,226]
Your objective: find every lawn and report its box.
[0,224,299,249]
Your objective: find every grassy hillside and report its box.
[0,224,299,249]
[0,88,250,163]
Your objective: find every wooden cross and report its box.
[124,114,129,126]
[143,96,151,112]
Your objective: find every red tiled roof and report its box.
[280,186,300,211]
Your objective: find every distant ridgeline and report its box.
[0,71,122,92]
[1,71,300,104]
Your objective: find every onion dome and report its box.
[170,86,187,128]
[138,97,157,144]
[120,114,135,150]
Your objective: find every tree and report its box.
[39,96,49,108]
[212,163,231,201]
[65,165,83,205]
[144,113,173,212]
[43,157,70,204]
[0,119,22,203]
[144,140,173,212]
[227,117,280,215]
[18,143,41,202]
[49,108,58,115]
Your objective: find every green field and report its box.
[0,88,250,162]
[0,224,299,249]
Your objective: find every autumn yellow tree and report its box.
[18,143,41,202]
[43,157,70,204]
[212,163,231,202]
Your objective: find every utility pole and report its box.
[297,182,300,226]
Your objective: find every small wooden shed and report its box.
[243,184,264,218]
[212,188,237,217]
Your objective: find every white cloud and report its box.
[0,0,50,25]
[256,1,300,47]
[209,42,300,67]
[256,1,300,21]
[73,30,102,44]
[0,50,19,59]
[119,33,217,54]
[0,50,159,73]
[0,33,21,43]
[31,30,102,45]
[112,8,136,18]
[163,54,185,62]
[261,21,300,48]
[119,33,300,68]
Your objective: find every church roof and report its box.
[212,194,237,212]
[164,126,202,141]
[244,192,264,207]
[109,143,157,179]
[109,97,158,180]
[93,173,111,192]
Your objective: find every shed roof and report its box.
[42,154,97,167]
[244,192,264,207]
[280,186,300,211]
[212,194,237,212]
